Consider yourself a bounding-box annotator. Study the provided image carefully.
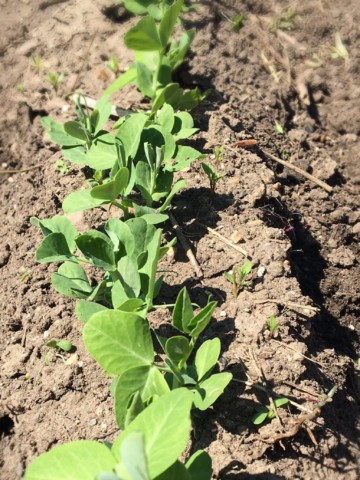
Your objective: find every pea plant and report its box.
[106,0,203,110]
[224,260,252,298]
[25,1,233,477]
[24,388,212,480]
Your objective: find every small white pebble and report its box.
[2,162,7,168]
[349,324,355,331]
[8,177,14,183]
[257,266,266,278]
[77,361,84,368]
[62,104,70,113]
[220,311,226,317]
[43,330,50,339]
[88,418,97,426]
[100,423,108,431]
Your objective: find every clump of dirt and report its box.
[0,0,359,479]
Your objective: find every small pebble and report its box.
[257,266,266,278]
[8,177,14,183]
[100,423,108,431]
[43,330,50,339]
[220,311,226,317]
[88,418,97,426]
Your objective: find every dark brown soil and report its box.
[0,0,359,479]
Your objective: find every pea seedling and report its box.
[232,13,245,32]
[201,162,226,194]
[268,314,279,338]
[252,397,289,425]
[31,55,42,72]
[331,33,349,61]
[224,260,252,298]
[47,71,65,91]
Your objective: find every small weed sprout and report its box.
[232,13,245,32]
[31,55,42,72]
[214,145,224,163]
[202,162,226,194]
[269,7,300,33]
[253,397,289,425]
[17,83,26,94]
[331,33,349,61]
[56,159,70,175]
[275,121,284,135]
[225,260,252,298]
[47,71,65,91]
[268,314,279,338]
[107,54,120,74]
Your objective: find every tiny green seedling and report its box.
[269,7,300,33]
[46,339,73,352]
[17,84,26,94]
[32,55,42,72]
[47,71,65,91]
[56,159,70,175]
[107,54,120,74]
[275,121,284,135]
[224,260,252,298]
[20,269,32,283]
[213,145,224,163]
[232,13,245,32]
[268,314,279,338]
[201,162,226,194]
[331,33,349,61]
[252,397,289,425]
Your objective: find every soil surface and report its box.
[1,0,359,479]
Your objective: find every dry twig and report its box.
[169,213,203,278]
[0,164,43,174]
[253,298,319,312]
[197,222,248,257]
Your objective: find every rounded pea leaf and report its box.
[194,338,221,382]
[36,233,74,263]
[23,440,116,480]
[124,16,163,51]
[112,389,193,479]
[62,190,107,214]
[194,372,232,411]
[51,261,92,299]
[91,167,129,201]
[83,310,154,376]
[76,231,115,271]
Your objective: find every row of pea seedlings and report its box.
[24,1,232,478]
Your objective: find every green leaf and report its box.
[126,218,155,259]
[117,113,148,159]
[86,137,117,170]
[118,432,150,480]
[158,179,186,212]
[76,231,115,271]
[62,146,88,166]
[62,189,107,214]
[51,261,92,299]
[112,389,193,478]
[172,287,193,333]
[36,233,74,263]
[252,409,269,425]
[41,117,84,147]
[194,338,221,382]
[165,336,190,365]
[75,300,108,323]
[24,441,116,480]
[139,228,162,307]
[63,121,88,142]
[31,215,77,252]
[105,218,134,255]
[56,340,73,352]
[124,16,163,52]
[117,298,145,312]
[224,271,234,284]
[155,461,190,480]
[185,450,212,480]
[91,167,129,201]
[115,365,169,429]
[159,0,183,48]
[93,96,112,133]
[274,397,289,408]
[194,372,232,410]
[136,62,154,98]
[83,310,154,376]
[187,301,217,338]
[157,103,175,132]
[165,146,204,172]
[240,259,252,276]
[103,66,137,98]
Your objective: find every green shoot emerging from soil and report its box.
[201,162,226,194]
[47,71,65,91]
[252,397,289,425]
[268,314,279,338]
[224,260,252,298]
